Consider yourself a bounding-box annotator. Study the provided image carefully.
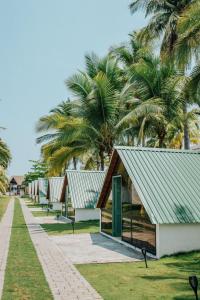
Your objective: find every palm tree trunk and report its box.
[99,150,104,171]
[158,130,166,148]
[73,157,77,170]
[183,102,190,150]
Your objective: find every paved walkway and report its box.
[0,199,14,299]
[34,216,71,224]
[51,233,143,264]
[20,199,102,300]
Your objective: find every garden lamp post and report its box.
[71,220,75,234]
[189,276,198,300]
[141,248,148,268]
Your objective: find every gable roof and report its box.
[48,177,65,203]
[66,170,105,209]
[10,176,24,185]
[98,146,200,224]
[38,178,48,198]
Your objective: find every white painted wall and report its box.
[75,208,100,222]
[157,224,200,258]
[52,202,63,210]
[39,198,48,205]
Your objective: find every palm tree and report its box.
[110,31,152,68]
[116,53,197,148]
[175,0,200,67]
[129,0,198,149]
[0,139,11,169]
[66,54,125,170]
[129,0,194,57]
[36,53,127,171]
[0,167,8,194]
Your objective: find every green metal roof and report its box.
[38,178,48,198]
[48,177,64,203]
[115,146,200,224]
[66,170,105,209]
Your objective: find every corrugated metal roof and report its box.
[66,170,105,209]
[38,178,48,199]
[115,146,200,224]
[49,177,64,203]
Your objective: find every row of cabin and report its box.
[28,170,105,222]
[28,147,200,259]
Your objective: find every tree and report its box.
[0,167,8,194]
[37,53,126,172]
[0,139,11,169]
[117,53,199,148]
[23,160,48,186]
[129,0,198,149]
[176,0,200,67]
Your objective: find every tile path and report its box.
[51,233,143,264]
[20,199,102,300]
[0,199,14,299]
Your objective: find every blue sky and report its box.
[0,0,146,175]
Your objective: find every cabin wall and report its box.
[52,202,63,210]
[39,197,48,205]
[75,208,100,222]
[157,224,200,258]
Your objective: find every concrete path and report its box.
[34,216,71,224]
[0,199,14,299]
[20,199,102,300]
[51,233,143,264]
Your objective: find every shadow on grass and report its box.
[139,252,200,300]
[41,220,99,234]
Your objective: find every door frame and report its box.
[112,175,122,237]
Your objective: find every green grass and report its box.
[2,198,53,300]
[77,251,200,300]
[26,202,45,209]
[41,220,99,235]
[0,196,10,221]
[32,210,60,217]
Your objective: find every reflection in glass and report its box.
[101,190,112,235]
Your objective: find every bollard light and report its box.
[71,220,75,234]
[141,247,148,268]
[189,275,198,300]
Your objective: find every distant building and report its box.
[9,176,25,196]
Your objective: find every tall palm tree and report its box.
[175,1,200,67]
[116,53,197,148]
[129,0,194,57]
[36,53,126,171]
[129,0,198,149]
[0,139,11,169]
[0,167,8,194]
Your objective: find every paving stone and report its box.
[51,232,143,264]
[0,199,14,299]
[20,199,102,300]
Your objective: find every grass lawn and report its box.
[41,220,99,235]
[26,201,46,209]
[77,251,200,300]
[32,210,60,217]
[0,196,10,221]
[2,198,53,300]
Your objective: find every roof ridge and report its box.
[66,170,105,173]
[114,146,200,154]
